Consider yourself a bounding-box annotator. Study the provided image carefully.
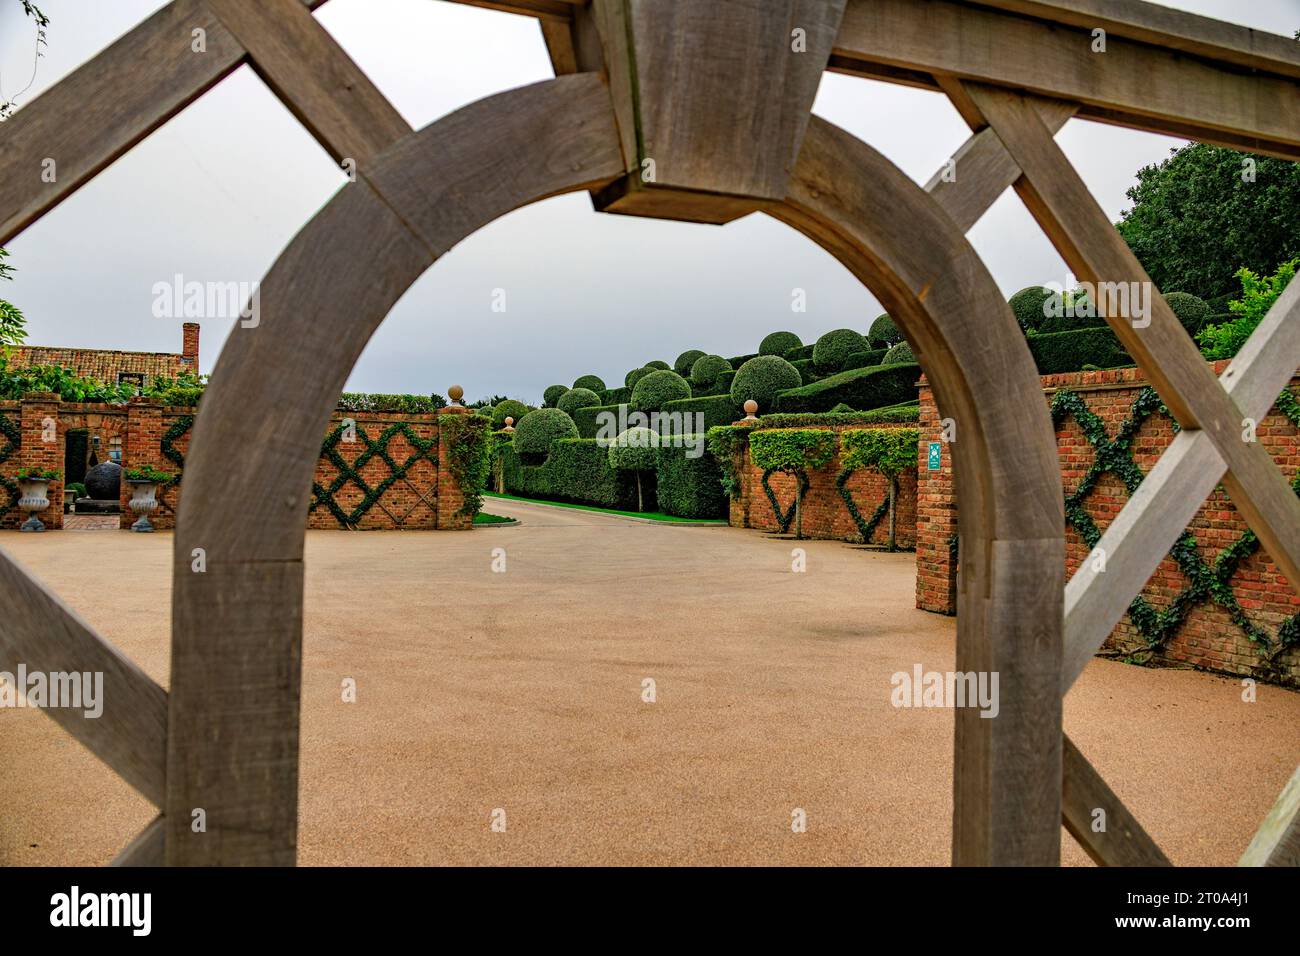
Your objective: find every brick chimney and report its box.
[182,322,199,367]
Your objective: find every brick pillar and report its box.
[915,378,957,613]
[727,418,760,528]
[182,322,200,368]
[435,405,475,530]
[19,392,62,529]
[122,398,164,528]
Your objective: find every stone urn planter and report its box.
[18,476,53,532]
[125,479,160,532]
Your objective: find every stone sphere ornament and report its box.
[448,384,464,406]
[84,460,122,501]
[744,400,759,420]
[503,417,515,432]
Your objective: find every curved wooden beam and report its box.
[773,117,1065,865]
[166,73,625,865]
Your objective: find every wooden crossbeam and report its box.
[204,0,412,168]
[833,0,1300,161]
[1063,736,1171,866]
[0,548,168,807]
[1063,279,1300,689]
[924,101,1075,233]
[920,106,1170,867]
[0,0,246,245]
[965,83,1300,603]
[1241,764,1300,866]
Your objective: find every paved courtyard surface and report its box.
[2,498,1298,866]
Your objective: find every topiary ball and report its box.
[673,349,706,376]
[477,405,494,419]
[625,366,656,388]
[1008,286,1055,333]
[607,427,660,472]
[490,398,530,429]
[868,313,901,349]
[883,340,915,364]
[631,369,691,412]
[730,355,802,413]
[645,360,670,370]
[813,328,869,373]
[512,407,577,457]
[542,384,568,408]
[557,387,601,416]
[573,374,606,393]
[759,331,802,356]
[689,354,732,388]
[1164,291,1211,335]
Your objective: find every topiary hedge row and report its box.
[789,358,820,384]
[844,348,887,370]
[772,362,919,414]
[689,353,732,387]
[1027,326,1132,374]
[632,368,692,411]
[557,387,601,416]
[757,403,920,428]
[813,328,869,373]
[572,403,624,439]
[499,438,638,509]
[656,438,727,519]
[512,407,578,458]
[661,393,742,432]
[602,385,632,406]
[759,331,802,356]
[782,344,815,362]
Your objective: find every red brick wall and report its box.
[916,364,1300,686]
[727,422,918,548]
[0,397,482,532]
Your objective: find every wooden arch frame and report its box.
[0,0,1297,868]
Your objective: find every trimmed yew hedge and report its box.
[1027,326,1132,374]
[661,393,741,432]
[499,438,637,509]
[572,403,624,439]
[656,438,727,519]
[772,362,919,413]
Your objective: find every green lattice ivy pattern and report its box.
[751,429,834,536]
[836,428,921,546]
[0,411,20,509]
[1052,385,1300,658]
[311,420,439,528]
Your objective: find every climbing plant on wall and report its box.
[0,410,21,510]
[439,413,490,518]
[839,427,920,551]
[310,420,439,529]
[1051,385,1300,668]
[749,428,834,539]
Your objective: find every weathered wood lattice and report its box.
[0,0,1297,867]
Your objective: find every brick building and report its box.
[7,322,199,389]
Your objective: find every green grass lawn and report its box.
[473,511,516,525]
[484,492,725,524]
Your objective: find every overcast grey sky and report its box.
[2,0,1296,404]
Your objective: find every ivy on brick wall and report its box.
[439,413,490,518]
[311,420,438,529]
[1051,385,1300,665]
[0,410,20,508]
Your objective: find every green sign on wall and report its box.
[928,441,942,471]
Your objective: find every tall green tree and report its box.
[1115,143,1300,306]
[0,248,27,352]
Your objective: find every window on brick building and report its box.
[109,437,122,463]
[118,372,145,394]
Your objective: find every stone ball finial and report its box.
[505,417,514,427]
[504,417,515,432]
[743,399,758,420]
[448,384,464,406]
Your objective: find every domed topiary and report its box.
[557,387,601,416]
[645,360,670,370]
[1008,286,1054,333]
[1164,291,1211,335]
[573,374,606,393]
[625,366,655,388]
[631,369,691,412]
[607,427,659,471]
[608,427,660,511]
[759,331,802,356]
[491,399,530,429]
[813,328,869,373]
[868,313,901,349]
[512,407,577,459]
[542,384,568,408]
[689,354,732,388]
[673,349,706,376]
[883,340,915,364]
[730,355,802,413]
[477,405,494,419]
